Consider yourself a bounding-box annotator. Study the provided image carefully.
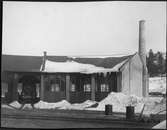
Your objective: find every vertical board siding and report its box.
[130,54,143,97]
[116,72,122,92]
[121,62,130,95]
[121,54,143,97]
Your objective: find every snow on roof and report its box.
[68,53,135,59]
[41,59,128,74]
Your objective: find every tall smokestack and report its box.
[138,20,148,97]
[41,51,47,71]
[139,20,146,66]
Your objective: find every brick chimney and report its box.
[41,51,47,71]
[138,20,148,97]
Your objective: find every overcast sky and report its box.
[2,1,166,56]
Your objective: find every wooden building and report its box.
[1,20,149,104]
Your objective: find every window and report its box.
[71,84,76,92]
[84,84,91,92]
[36,83,40,97]
[1,83,8,97]
[44,75,66,92]
[17,83,23,95]
[51,84,60,92]
[100,84,109,92]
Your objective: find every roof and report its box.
[1,54,135,73]
[42,59,128,74]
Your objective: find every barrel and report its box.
[105,105,113,115]
[126,106,135,120]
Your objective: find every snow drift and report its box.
[59,100,97,110]
[86,92,166,116]
[33,92,165,116]
[86,92,144,113]
[9,101,22,109]
[34,100,97,110]
[152,120,166,129]
[34,100,71,109]
[1,104,14,109]
[149,77,166,94]
[22,104,33,109]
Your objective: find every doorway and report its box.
[18,74,40,104]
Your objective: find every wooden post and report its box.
[66,74,70,102]
[91,74,96,101]
[40,74,44,101]
[13,73,19,101]
[129,59,131,95]
[117,72,122,92]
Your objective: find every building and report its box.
[1,20,149,104]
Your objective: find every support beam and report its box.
[117,72,122,92]
[66,74,70,102]
[13,73,19,101]
[91,75,96,101]
[40,75,44,101]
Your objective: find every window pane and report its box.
[100,84,109,92]
[106,84,109,92]
[100,84,105,92]
[36,83,40,97]
[84,84,91,92]
[1,83,8,97]
[17,83,23,94]
[71,84,75,92]
[55,84,60,92]
[51,84,55,92]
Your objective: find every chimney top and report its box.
[139,20,145,22]
[43,51,47,56]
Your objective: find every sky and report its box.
[2,1,166,56]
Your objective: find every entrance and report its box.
[18,74,40,104]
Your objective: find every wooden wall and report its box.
[121,53,143,97]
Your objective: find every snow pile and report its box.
[34,100,71,109]
[149,77,166,94]
[86,92,166,115]
[152,120,166,129]
[86,92,144,113]
[9,101,22,109]
[41,59,127,74]
[60,100,97,110]
[22,104,33,109]
[142,97,166,115]
[1,104,13,109]
[34,100,97,110]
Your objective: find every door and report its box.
[19,74,39,104]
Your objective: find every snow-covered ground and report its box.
[86,92,144,113]
[34,100,71,109]
[5,92,165,117]
[9,101,22,109]
[86,92,166,116]
[6,100,97,110]
[149,77,166,94]
[1,104,14,109]
[152,120,166,129]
